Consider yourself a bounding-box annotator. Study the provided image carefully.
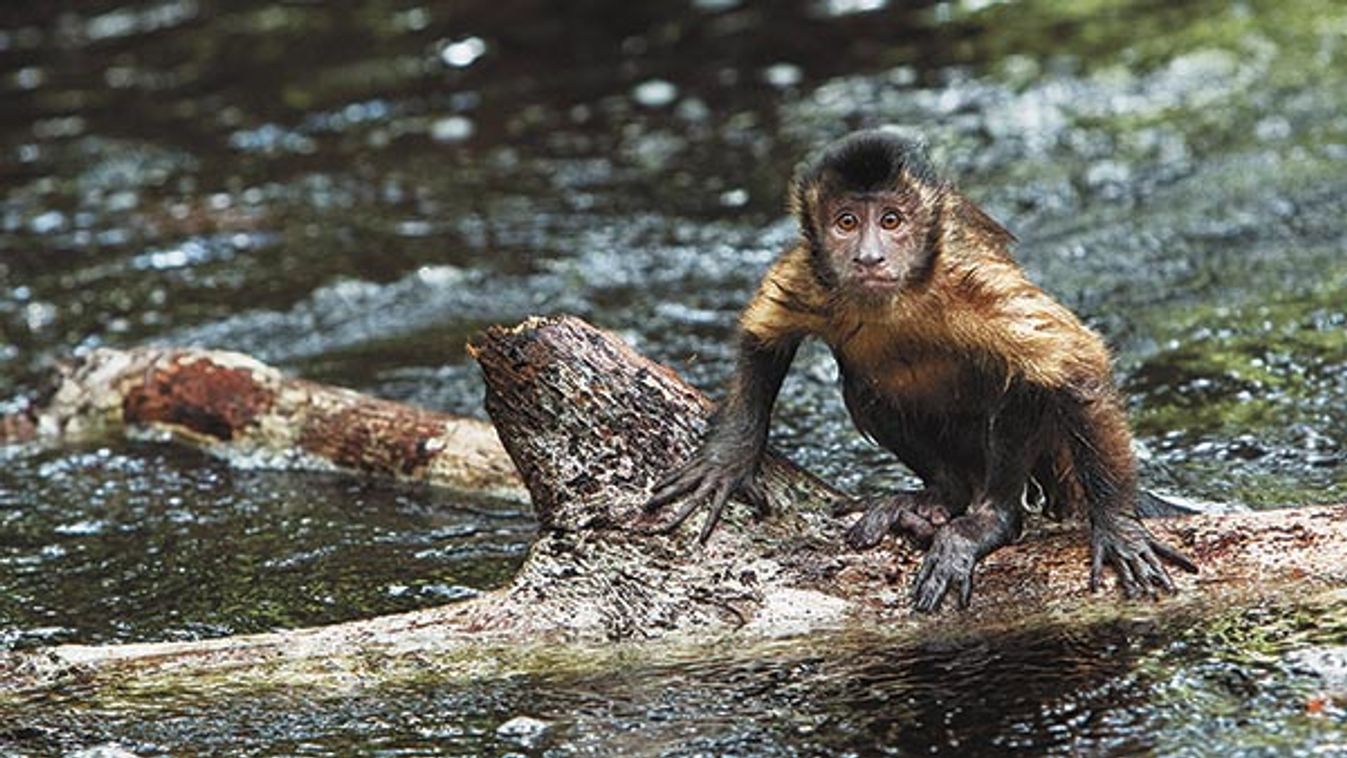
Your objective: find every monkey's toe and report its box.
[844,507,894,550]
[914,501,952,527]
[844,496,944,551]
[910,531,977,613]
[831,496,868,517]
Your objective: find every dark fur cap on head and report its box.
[790,130,939,241]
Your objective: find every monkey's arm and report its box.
[977,282,1200,597]
[646,247,825,543]
[644,333,800,543]
[1059,385,1199,597]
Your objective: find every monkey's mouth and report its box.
[852,272,903,291]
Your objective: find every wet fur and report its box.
[746,134,1128,522]
[648,130,1194,607]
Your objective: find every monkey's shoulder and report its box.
[828,276,1112,392]
[949,255,1112,361]
[738,243,1112,390]
[739,245,832,345]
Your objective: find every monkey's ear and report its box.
[789,179,822,244]
[944,188,1016,253]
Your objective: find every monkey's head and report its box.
[791,130,943,302]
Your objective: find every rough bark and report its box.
[2,316,1345,697]
[0,346,525,501]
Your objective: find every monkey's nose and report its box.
[853,250,886,268]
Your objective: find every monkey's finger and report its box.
[648,462,698,498]
[911,559,939,610]
[1110,554,1140,599]
[697,480,736,545]
[740,477,771,518]
[651,499,702,535]
[1127,557,1161,598]
[652,459,698,488]
[1148,539,1199,574]
[1089,547,1106,592]
[644,467,702,512]
[911,562,932,600]
[913,576,947,614]
[958,574,974,610]
[654,478,718,534]
[1138,549,1177,594]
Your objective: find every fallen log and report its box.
[2,316,1345,697]
[0,346,525,501]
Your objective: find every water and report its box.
[2,0,1346,754]
[0,444,531,650]
[6,596,1347,756]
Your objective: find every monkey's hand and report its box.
[643,437,770,545]
[1090,515,1198,598]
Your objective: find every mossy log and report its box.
[2,316,1345,696]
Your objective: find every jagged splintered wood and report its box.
[1,316,1344,695]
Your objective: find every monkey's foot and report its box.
[1090,516,1199,599]
[910,528,978,613]
[843,492,950,551]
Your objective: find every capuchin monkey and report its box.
[644,129,1197,613]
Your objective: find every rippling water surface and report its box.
[2,0,1346,754]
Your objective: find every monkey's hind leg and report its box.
[909,397,1043,613]
[840,489,952,551]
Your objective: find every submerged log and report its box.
[0,346,525,501]
[2,316,1345,696]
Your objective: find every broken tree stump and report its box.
[2,316,1345,696]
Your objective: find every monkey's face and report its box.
[819,190,930,301]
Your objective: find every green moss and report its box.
[1130,273,1347,436]
[963,0,1347,74]
[1143,591,1347,754]
[1122,267,1347,505]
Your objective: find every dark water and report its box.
[7,597,1347,756]
[0,444,531,650]
[2,0,1347,754]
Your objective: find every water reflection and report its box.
[5,598,1345,755]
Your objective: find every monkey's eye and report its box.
[879,210,903,230]
[835,212,859,233]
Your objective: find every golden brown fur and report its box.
[743,189,1130,520]
[744,191,1112,393]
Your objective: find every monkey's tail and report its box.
[1136,490,1239,518]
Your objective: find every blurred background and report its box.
[2,1,1346,755]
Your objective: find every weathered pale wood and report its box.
[0,346,525,501]
[2,316,1345,697]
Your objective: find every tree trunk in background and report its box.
[2,316,1345,696]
